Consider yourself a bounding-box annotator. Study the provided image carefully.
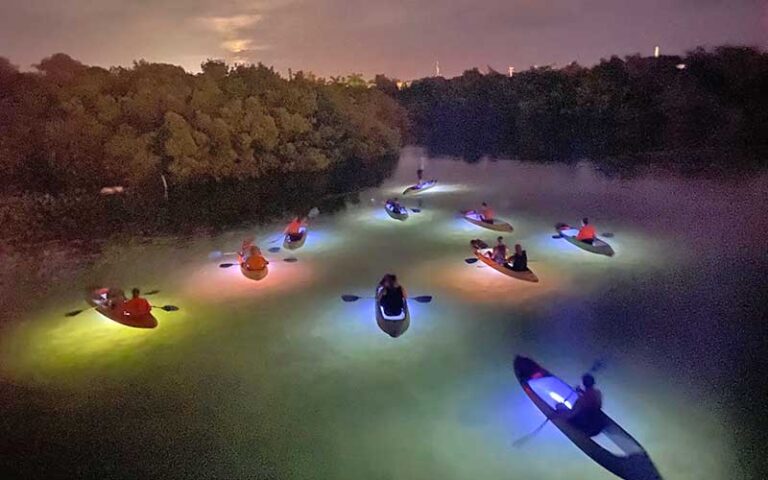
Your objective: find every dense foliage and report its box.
[0,54,407,195]
[398,46,768,163]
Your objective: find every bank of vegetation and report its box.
[397,46,768,164]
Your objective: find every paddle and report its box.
[64,290,162,317]
[464,258,479,264]
[341,294,433,303]
[152,304,180,312]
[208,250,238,260]
[512,359,606,448]
[268,247,281,253]
[220,256,294,268]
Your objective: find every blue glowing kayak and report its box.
[403,179,437,195]
[375,287,410,338]
[514,356,662,480]
[283,227,307,250]
[385,200,409,221]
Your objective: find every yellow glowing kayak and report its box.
[557,226,615,257]
[87,288,158,329]
[471,242,539,283]
[463,210,514,232]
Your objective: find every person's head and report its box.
[582,374,595,389]
[131,288,140,299]
[514,243,522,254]
[390,274,399,285]
[497,236,504,244]
[482,202,488,207]
[582,217,589,226]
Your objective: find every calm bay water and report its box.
[1,147,765,479]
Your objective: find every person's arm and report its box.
[376,288,386,301]
[563,396,584,420]
[401,287,408,299]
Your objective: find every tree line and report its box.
[0,54,407,196]
[396,46,768,164]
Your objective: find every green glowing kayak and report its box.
[557,226,615,256]
[87,288,158,329]
[385,200,409,221]
[375,287,410,338]
[463,210,514,232]
[514,356,662,480]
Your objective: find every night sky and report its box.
[1,0,766,78]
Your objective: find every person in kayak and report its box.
[377,274,407,316]
[479,202,495,223]
[485,236,508,265]
[576,217,597,244]
[122,288,151,317]
[562,374,605,436]
[285,216,306,240]
[388,197,405,214]
[508,243,528,271]
[241,244,268,271]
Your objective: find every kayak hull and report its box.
[513,356,662,480]
[385,201,409,221]
[403,179,437,195]
[463,211,514,232]
[87,289,158,329]
[558,226,615,256]
[240,263,269,280]
[283,227,307,250]
[472,244,539,283]
[375,288,410,338]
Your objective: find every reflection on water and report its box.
[1,147,765,479]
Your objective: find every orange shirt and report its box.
[246,254,268,271]
[123,297,151,316]
[481,207,494,220]
[286,218,304,236]
[577,224,596,241]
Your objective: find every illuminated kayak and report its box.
[375,287,410,338]
[283,227,307,250]
[238,253,269,280]
[403,179,437,195]
[463,210,514,232]
[557,225,615,257]
[470,240,539,283]
[514,356,662,480]
[87,288,158,329]
[385,200,409,221]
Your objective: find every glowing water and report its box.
[1,147,764,479]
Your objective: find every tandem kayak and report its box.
[375,287,410,338]
[463,210,514,232]
[403,179,437,195]
[470,241,539,283]
[283,227,308,250]
[87,288,158,329]
[514,356,662,480]
[385,200,409,221]
[557,225,615,257]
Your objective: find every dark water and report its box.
[1,147,765,479]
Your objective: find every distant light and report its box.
[654,45,660,58]
[676,63,687,70]
[508,66,515,77]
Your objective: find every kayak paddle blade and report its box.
[308,207,320,218]
[412,295,433,303]
[411,208,421,213]
[219,263,237,268]
[144,290,160,296]
[268,247,281,253]
[464,258,479,264]
[208,251,223,260]
[284,257,298,263]
[160,305,179,311]
[341,295,361,302]
[601,232,614,238]
[64,309,84,317]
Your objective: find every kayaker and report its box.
[508,243,528,271]
[243,245,268,271]
[417,167,424,182]
[388,198,405,214]
[239,237,255,258]
[479,202,495,223]
[562,374,605,436]
[486,236,507,265]
[122,288,151,317]
[105,287,126,310]
[285,216,306,240]
[576,217,597,244]
[377,274,407,316]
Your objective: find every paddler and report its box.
[561,374,605,436]
[242,245,268,272]
[508,243,529,271]
[479,202,495,223]
[377,274,407,316]
[576,217,597,244]
[486,236,508,265]
[389,197,405,214]
[285,216,306,241]
[122,288,151,317]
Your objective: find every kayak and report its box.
[557,226,615,257]
[87,288,158,329]
[283,227,308,250]
[385,200,409,221]
[470,241,539,283]
[238,253,269,280]
[463,210,513,232]
[375,287,410,338]
[403,179,437,195]
[514,356,662,480]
